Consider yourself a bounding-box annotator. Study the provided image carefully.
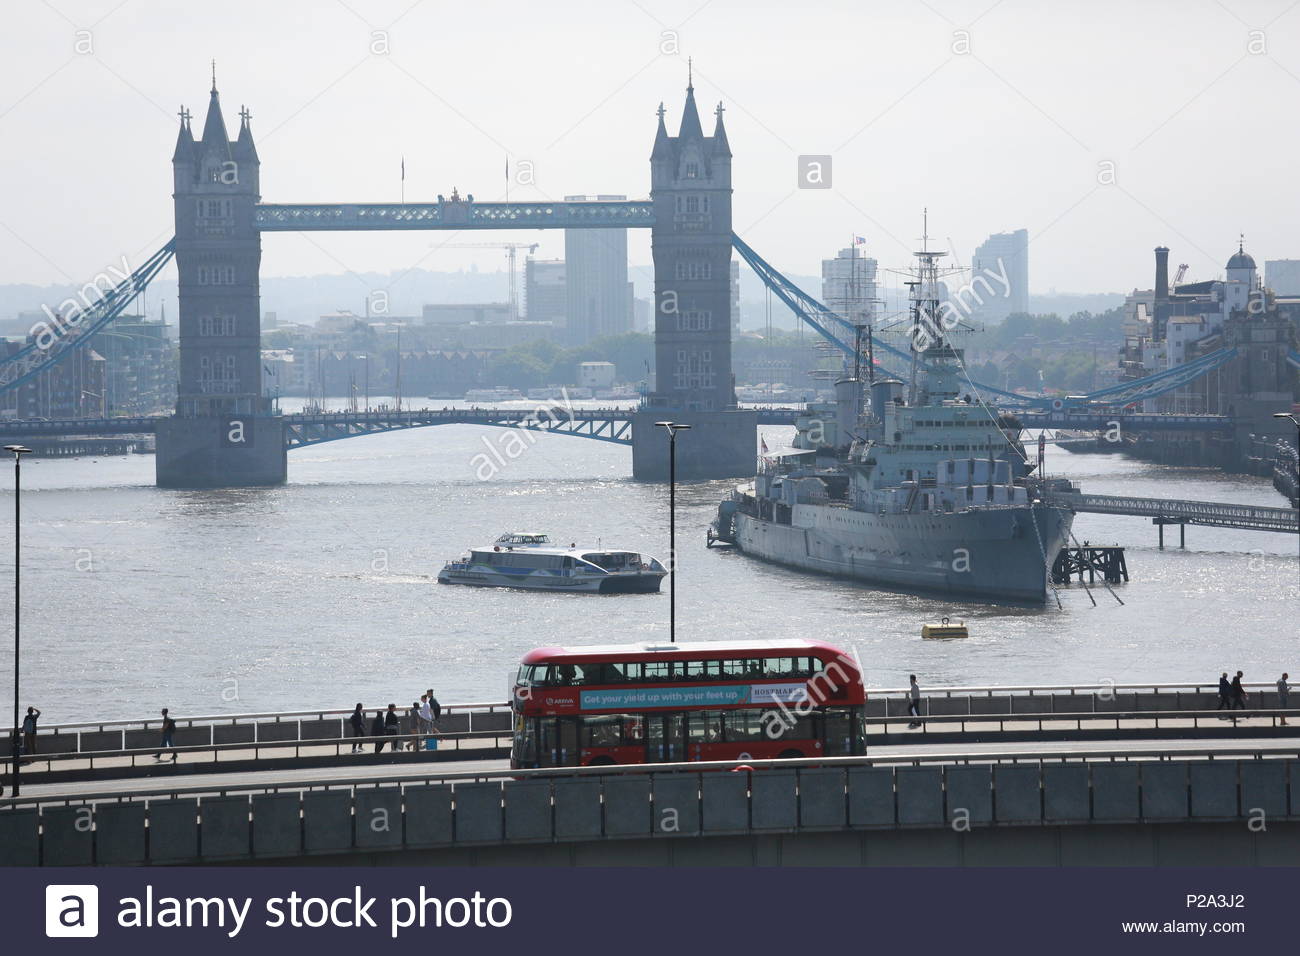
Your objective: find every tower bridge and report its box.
[0,74,1279,487]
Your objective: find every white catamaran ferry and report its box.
[437,533,668,593]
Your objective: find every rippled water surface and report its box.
[0,407,1295,721]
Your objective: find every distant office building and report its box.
[0,338,107,419]
[92,317,175,415]
[1265,259,1300,296]
[564,195,632,344]
[1122,288,1155,339]
[633,296,652,334]
[578,361,617,389]
[421,303,513,325]
[821,246,878,327]
[524,258,566,325]
[261,348,305,399]
[970,229,1029,319]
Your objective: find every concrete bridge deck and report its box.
[3,741,1297,867]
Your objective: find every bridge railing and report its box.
[5,728,512,781]
[26,701,512,757]
[11,707,1297,783]
[25,683,1288,757]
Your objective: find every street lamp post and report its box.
[5,444,31,798]
[654,422,690,643]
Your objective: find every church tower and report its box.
[647,75,735,411]
[157,72,285,488]
[171,73,264,417]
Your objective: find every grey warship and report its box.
[711,235,1074,604]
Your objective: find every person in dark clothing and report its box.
[370,710,386,753]
[384,703,400,748]
[1230,671,1248,710]
[425,688,442,722]
[1216,673,1231,710]
[349,704,366,753]
[20,706,40,758]
[154,708,177,762]
[407,701,423,751]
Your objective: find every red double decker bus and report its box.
[510,638,866,768]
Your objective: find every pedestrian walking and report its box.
[1278,673,1290,727]
[1230,671,1247,710]
[407,701,422,750]
[418,695,434,743]
[425,689,442,723]
[1216,672,1231,711]
[370,710,386,753]
[20,706,40,758]
[349,703,366,753]
[384,703,400,749]
[154,708,177,762]
[907,675,922,729]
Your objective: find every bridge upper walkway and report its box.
[1016,410,1233,432]
[1045,491,1300,533]
[0,406,802,448]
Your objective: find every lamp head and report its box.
[4,445,31,455]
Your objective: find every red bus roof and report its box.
[520,638,851,666]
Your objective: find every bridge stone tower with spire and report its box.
[632,75,756,480]
[156,74,286,488]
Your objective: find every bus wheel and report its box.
[588,756,616,767]
[778,749,804,760]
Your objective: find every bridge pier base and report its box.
[1154,517,1187,550]
[155,416,288,489]
[631,409,757,481]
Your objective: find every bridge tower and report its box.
[156,75,286,488]
[632,75,756,480]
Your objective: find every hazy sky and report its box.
[2,0,1298,303]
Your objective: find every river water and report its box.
[0,401,1295,722]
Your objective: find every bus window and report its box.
[766,657,795,678]
[721,659,749,678]
[643,661,669,681]
[723,709,766,742]
[683,659,707,680]
[767,713,815,740]
[687,711,723,744]
[582,715,623,748]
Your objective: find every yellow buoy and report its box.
[922,616,969,639]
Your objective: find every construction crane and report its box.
[1172,263,1189,289]
[437,242,539,318]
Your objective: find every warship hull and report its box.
[729,500,1073,604]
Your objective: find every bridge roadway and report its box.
[0,406,802,448]
[1043,490,1300,533]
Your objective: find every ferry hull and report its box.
[731,502,1073,605]
[437,568,664,594]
